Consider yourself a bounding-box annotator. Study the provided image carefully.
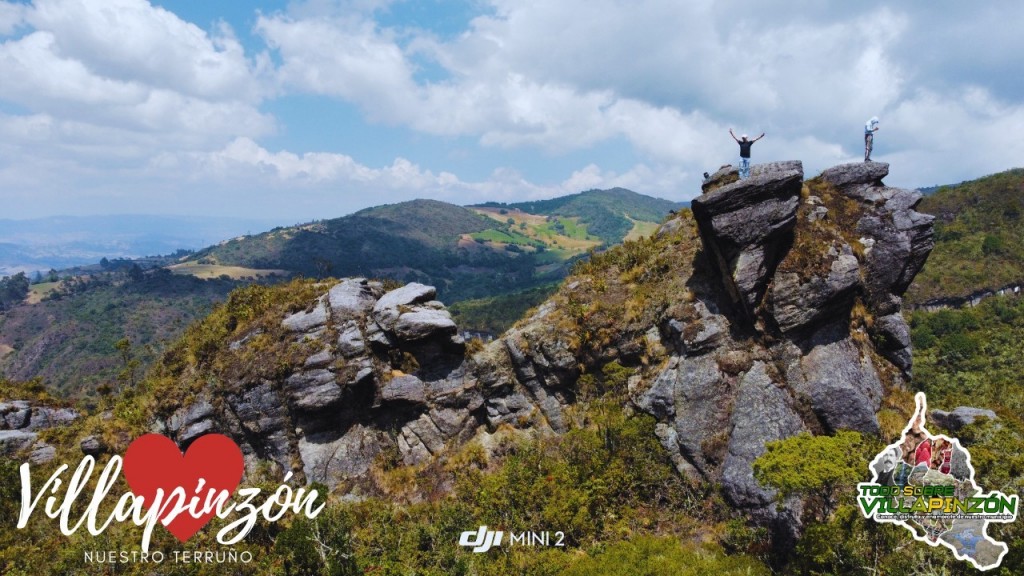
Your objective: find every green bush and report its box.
[753,431,875,515]
[561,536,771,576]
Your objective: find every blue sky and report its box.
[1,0,1023,224]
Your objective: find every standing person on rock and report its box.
[864,116,880,161]
[729,129,764,179]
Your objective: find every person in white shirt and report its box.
[865,117,880,162]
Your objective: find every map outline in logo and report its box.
[857,392,1017,571]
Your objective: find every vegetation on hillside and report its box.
[0,372,772,575]
[0,268,242,398]
[742,293,1024,575]
[908,168,1024,304]
[476,188,681,246]
[911,293,1024,413]
[188,190,676,305]
[189,199,546,302]
[7,167,1024,574]
[448,283,560,335]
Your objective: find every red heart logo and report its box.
[122,433,244,542]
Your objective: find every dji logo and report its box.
[458,526,503,553]
[459,526,566,553]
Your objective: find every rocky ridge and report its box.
[145,160,934,542]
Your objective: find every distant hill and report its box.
[1,188,678,394]
[907,168,1024,304]
[187,199,538,302]
[0,214,280,275]
[0,269,240,397]
[474,187,683,245]
[186,189,678,302]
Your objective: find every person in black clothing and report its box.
[729,129,764,179]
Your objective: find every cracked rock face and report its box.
[631,161,933,542]
[691,161,804,318]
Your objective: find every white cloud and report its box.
[883,87,1024,187]
[27,0,265,101]
[255,14,418,122]
[162,136,461,190]
[252,3,914,177]
[0,0,273,161]
[0,1,25,35]
[2,0,1024,220]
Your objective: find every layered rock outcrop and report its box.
[637,161,933,541]
[156,278,577,489]
[157,279,477,486]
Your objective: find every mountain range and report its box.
[0,214,280,276]
[0,188,681,395]
[2,163,1024,574]
[3,169,1024,399]
[182,188,682,302]
[11,160,1023,574]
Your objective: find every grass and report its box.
[471,207,603,252]
[468,228,541,247]
[623,218,661,242]
[167,262,288,280]
[25,281,59,304]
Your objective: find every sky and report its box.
[1,0,1023,224]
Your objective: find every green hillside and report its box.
[475,187,682,246]
[907,168,1024,304]
[189,199,540,302]
[2,189,678,396]
[187,190,676,303]
[0,269,240,398]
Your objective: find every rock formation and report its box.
[0,400,79,464]
[647,161,933,541]
[150,160,934,543]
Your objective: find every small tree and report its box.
[115,337,140,392]
[753,431,869,518]
[0,272,30,310]
[127,264,144,282]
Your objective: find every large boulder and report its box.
[822,163,935,317]
[787,321,883,434]
[0,401,80,432]
[154,278,491,487]
[720,362,804,540]
[0,429,38,456]
[930,406,998,431]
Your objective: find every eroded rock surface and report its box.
[632,161,932,541]
[155,278,567,489]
